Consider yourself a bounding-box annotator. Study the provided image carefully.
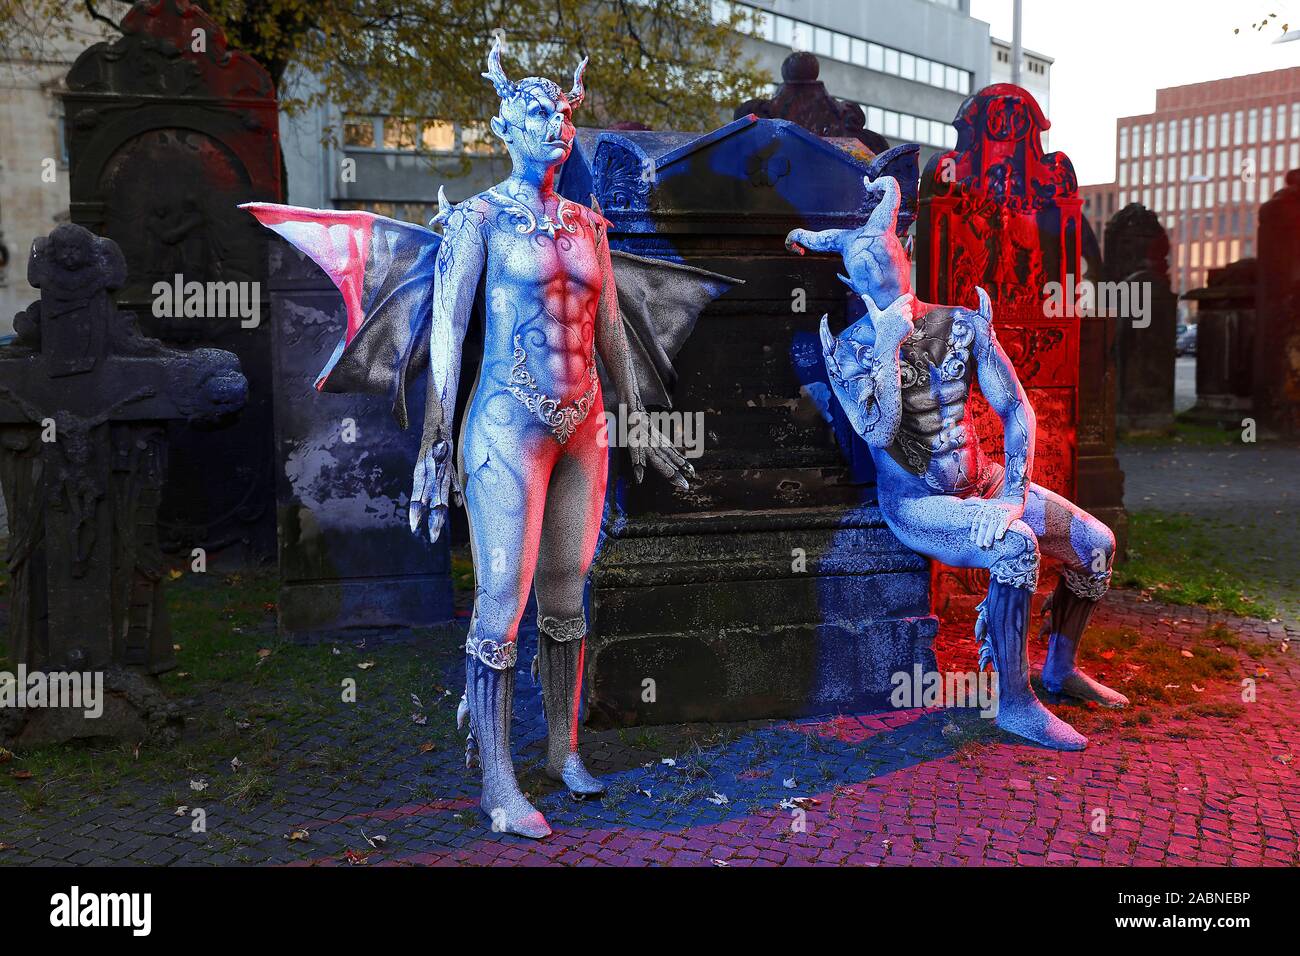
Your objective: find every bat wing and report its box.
[608,250,741,408]
[240,202,441,429]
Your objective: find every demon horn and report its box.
[569,56,588,109]
[481,34,516,100]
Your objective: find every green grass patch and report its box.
[1115,511,1279,619]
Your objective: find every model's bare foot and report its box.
[1044,667,1130,708]
[995,699,1087,751]
[481,796,552,839]
[547,754,606,798]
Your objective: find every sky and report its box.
[969,0,1300,185]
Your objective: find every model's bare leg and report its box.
[1023,483,1127,707]
[533,414,608,797]
[461,413,556,838]
[887,492,1087,750]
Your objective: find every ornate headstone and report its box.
[1254,169,1300,439]
[559,117,935,725]
[916,84,1086,609]
[736,51,891,156]
[0,224,246,745]
[63,0,282,561]
[1105,203,1178,432]
[1182,259,1256,428]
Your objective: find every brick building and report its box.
[1112,67,1300,299]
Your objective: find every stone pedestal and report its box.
[1254,169,1300,439]
[1182,260,1256,429]
[559,118,937,725]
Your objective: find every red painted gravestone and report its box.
[916,85,1085,610]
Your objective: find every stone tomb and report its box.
[559,117,936,726]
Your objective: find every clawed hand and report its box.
[969,498,1023,549]
[630,424,696,490]
[410,438,454,542]
[864,292,916,348]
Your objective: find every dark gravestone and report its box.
[63,0,282,562]
[916,84,1091,612]
[736,51,891,156]
[1254,169,1300,439]
[559,117,936,726]
[1182,259,1257,428]
[1105,203,1178,433]
[1077,216,1127,557]
[266,239,454,640]
[0,224,246,745]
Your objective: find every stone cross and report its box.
[0,224,246,692]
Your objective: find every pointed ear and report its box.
[818,315,835,356]
[489,115,510,142]
[975,285,992,321]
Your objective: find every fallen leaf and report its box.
[1100,650,1115,660]
[235,720,252,730]
[706,792,729,805]
[257,648,273,659]
[11,770,33,781]
[172,644,182,652]
[0,843,11,851]
[410,713,428,726]
[343,847,370,865]
[410,694,423,708]
[1274,753,1294,765]
[1180,650,1194,658]
[167,569,183,580]
[230,757,242,772]
[782,776,797,788]
[189,779,208,792]
[660,758,676,767]
[363,832,387,849]
[357,661,376,670]
[711,859,730,867]
[1191,683,1205,693]
[418,742,436,754]
[285,829,310,842]
[174,806,190,816]
[0,748,12,764]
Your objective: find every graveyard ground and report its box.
[0,434,1296,866]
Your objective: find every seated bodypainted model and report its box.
[246,39,736,836]
[786,174,1123,751]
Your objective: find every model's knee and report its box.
[1081,519,1116,570]
[990,521,1040,591]
[472,586,526,641]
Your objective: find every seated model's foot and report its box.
[996,699,1087,751]
[1043,667,1130,708]
[548,753,606,798]
[480,789,551,839]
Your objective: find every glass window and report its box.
[1291,103,1299,137]
[867,43,883,71]
[1262,107,1272,142]
[1194,116,1203,150]
[944,126,957,149]
[774,15,793,47]
[1180,118,1189,152]
[899,114,915,140]
[1262,146,1271,173]
[1248,108,1257,143]
[850,37,866,66]
[814,27,832,57]
[1207,115,1216,150]
[383,117,419,149]
[1234,110,1243,142]
[884,48,898,74]
[883,110,900,138]
[958,71,970,94]
[343,116,376,147]
[945,66,960,91]
[1291,143,1298,169]
[931,61,945,87]
[833,32,850,62]
[1119,125,1128,159]
[421,120,454,152]
[1119,164,1127,187]
[866,105,883,130]
[900,52,915,80]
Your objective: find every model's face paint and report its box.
[499,86,575,175]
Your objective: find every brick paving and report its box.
[1,586,1296,867]
[1,440,1297,867]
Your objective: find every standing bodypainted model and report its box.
[244,39,735,837]
[787,174,1123,751]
